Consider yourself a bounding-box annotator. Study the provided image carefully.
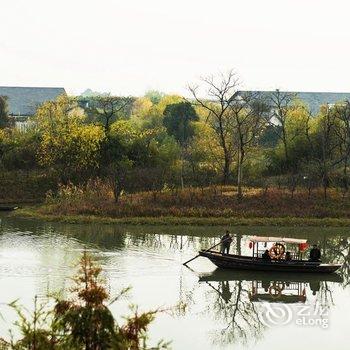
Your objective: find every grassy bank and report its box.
[12,206,350,227]
[9,185,350,227]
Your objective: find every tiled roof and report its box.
[0,86,66,116]
[238,91,350,114]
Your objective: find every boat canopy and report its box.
[250,236,307,244]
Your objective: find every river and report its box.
[0,214,349,349]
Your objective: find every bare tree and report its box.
[266,90,298,169]
[305,104,338,199]
[266,90,310,197]
[189,71,239,184]
[85,95,134,133]
[333,101,350,195]
[189,72,267,198]
[229,92,268,199]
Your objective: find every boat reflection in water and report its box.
[198,270,343,346]
[200,270,342,303]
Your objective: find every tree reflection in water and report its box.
[198,264,343,348]
[202,278,264,347]
[321,236,350,286]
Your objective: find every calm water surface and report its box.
[0,214,349,349]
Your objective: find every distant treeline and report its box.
[1,71,350,202]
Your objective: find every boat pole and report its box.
[182,237,231,266]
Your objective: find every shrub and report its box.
[0,252,169,350]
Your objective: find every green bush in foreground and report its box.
[0,252,169,350]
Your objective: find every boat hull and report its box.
[199,250,341,273]
[199,268,343,283]
[0,206,18,212]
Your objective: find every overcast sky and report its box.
[1,0,350,96]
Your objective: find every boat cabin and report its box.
[249,236,309,261]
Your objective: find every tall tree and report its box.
[189,71,238,184]
[305,104,338,199]
[266,90,298,170]
[163,101,199,188]
[333,100,350,194]
[0,96,10,129]
[228,93,268,199]
[163,102,198,146]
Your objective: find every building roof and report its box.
[0,86,66,116]
[238,90,350,114]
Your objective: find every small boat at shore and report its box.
[0,205,18,212]
[198,236,342,274]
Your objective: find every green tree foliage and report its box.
[144,90,164,105]
[185,122,221,186]
[0,96,10,129]
[132,95,183,130]
[163,102,198,147]
[5,79,350,203]
[162,102,199,188]
[267,103,311,173]
[102,120,180,200]
[0,128,40,170]
[101,120,139,201]
[265,90,297,168]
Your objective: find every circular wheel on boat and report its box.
[269,243,286,260]
[268,284,284,299]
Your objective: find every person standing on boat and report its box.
[309,244,321,262]
[262,249,271,261]
[285,251,292,261]
[220,230,232,255]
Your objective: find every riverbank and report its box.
[8,186,350,227]
[10,206,350,226]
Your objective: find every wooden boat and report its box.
[0,205,18,212]
[199,236,341,274]
[199,250,341,273]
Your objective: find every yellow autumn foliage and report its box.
[35,95,105,171]
[0,128,5,142]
